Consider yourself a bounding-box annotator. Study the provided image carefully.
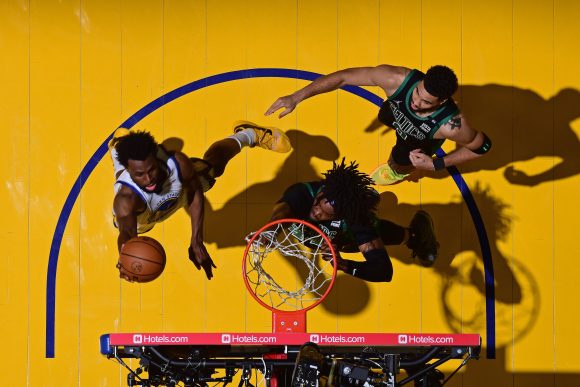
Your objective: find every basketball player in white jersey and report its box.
[110,122,291,281]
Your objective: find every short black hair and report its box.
[321,158,379,226]
[424,65,458,100]
[114,130,158,167]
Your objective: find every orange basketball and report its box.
[118,236,166,283]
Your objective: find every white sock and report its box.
[228,129,256,149]
[228,136,243,149]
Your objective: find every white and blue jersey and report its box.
[111,146,188,234]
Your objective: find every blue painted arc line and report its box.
[46,68,495,359]
[436,150,496,359]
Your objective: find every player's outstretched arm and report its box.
[175,152,217,280]
[264,65,407,118]
[113,187,140,253]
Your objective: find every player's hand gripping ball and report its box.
[117,236,166,283]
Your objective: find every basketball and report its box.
[118,236,166,283]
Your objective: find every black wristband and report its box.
[472,131,492,154]
[433,157,446,171]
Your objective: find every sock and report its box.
[228,129,256,149]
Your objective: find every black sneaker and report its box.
[406,210,439,267]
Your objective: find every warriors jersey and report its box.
[378,69,459,165]
[111,146,188,234]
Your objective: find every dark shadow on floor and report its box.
[186,131,540,335]
[457,345,580,387]
[200,129,373,315]
[364,85,580,186]
[377,184,539,345]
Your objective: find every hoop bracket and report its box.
[272,310,307,333]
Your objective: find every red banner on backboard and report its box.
[107,332,481,347]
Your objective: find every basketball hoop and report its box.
[243,219,337,333]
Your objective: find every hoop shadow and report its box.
[378,183,540,347]
[365,85,580,186]
[199,129,372,315]
[461,345,580,386]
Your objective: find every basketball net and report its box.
[243,219,337,333]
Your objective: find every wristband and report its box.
[471,131,492,154]
[433,157,446,171]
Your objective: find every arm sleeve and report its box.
[342,248,393,282]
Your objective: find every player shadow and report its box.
[164,131,373,314]
[203,129,340,242]
[378,183,540,343]
[168,132,541,324]
[199,129,373,315]
[461,345,580,386]
[364,85,580,186]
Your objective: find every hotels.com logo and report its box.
[221,334,231,344]
[398,335,408,344]
[133,334,143,344]
[309,334,319,343]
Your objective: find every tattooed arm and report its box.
[410,113,490,171]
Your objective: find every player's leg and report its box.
[202,121,292,179]
[371,140,414,185]
[405,211,439,267]
[370,156,412,185]
[232,120,292,153]
[375,214,439,267]
[332,220,407,253]
[201,137,242,179]
[374,218,407,245]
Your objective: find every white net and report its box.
[244,221,336,312]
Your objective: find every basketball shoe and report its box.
[233,120,292,153]
[406,210,439,267]
[370,162,409,185]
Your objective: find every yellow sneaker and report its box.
[370,163,409,185]
[233,120,292,153]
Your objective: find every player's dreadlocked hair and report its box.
[424,65,458,100]
[321,158,379,226]
[114,130,158,167]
